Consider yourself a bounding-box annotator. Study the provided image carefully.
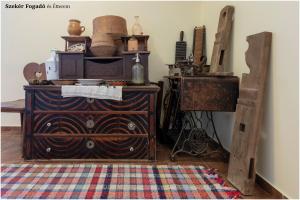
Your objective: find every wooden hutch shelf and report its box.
[58,51,150,83]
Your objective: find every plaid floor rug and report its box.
[1,164,240,199]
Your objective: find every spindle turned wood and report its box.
[227,32,272,195]
[23,85,159,161]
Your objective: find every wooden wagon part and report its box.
[227,31,272,195]
[210,6,234,74]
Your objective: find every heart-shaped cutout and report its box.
[35,72,42,78]
[23,62,47,82]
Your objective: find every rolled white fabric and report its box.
[61,86,122,101]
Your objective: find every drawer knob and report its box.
[128,122,136,130]
[86,120,95,128]
[130,147,134,152]
[86,98,94,103]
[86,140,95,149]
[46,147,51,152]
[47,122,51,127]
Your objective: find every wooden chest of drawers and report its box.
[23,85,159,161]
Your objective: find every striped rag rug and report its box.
[1,164,240,199]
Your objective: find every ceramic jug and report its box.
[68,19,85,36]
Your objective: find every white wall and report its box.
[199,2,299,198]
[1,1,201,125]
[1,1,299,198]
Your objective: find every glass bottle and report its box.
[132,53,144,85]
[45,49,59,80]
[132,16,143,35]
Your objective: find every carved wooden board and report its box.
[210,6,234,73]
[227,32,272,194]
[23,62,46,81]
[193,26,206,65]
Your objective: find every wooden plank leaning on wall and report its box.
[210,6,234,74]
[227,31,272,195]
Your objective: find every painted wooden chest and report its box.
[23,85,159,161]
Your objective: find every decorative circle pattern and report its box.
[31,88,153,160]
[33,137,148,159]
[35,91,149,111]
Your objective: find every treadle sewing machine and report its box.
[161,6,239,160]
[162,76,239,161]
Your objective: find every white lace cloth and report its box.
[61,86,122,101]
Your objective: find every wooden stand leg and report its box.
[20,113,25,158]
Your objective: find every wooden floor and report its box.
[1,127,277,199]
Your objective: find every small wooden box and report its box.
[61,36,91,53]
[128,38,139,51]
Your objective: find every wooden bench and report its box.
[1,99,25,128]
[1,99,25,158]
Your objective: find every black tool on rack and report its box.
[175,31,187,63]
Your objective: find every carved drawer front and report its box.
[89,137,148,159]
[32,137,85,159]
[34,114,148,135]
[34,90,150,111]
[34,90,62,110]
[32,137,148,159]
[33,114,88,134]
[34,114,61,133]
[90,114,149,135]
[61,92,150,111]
[84,59,124,79]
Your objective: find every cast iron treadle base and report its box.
[170,111,225,161]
